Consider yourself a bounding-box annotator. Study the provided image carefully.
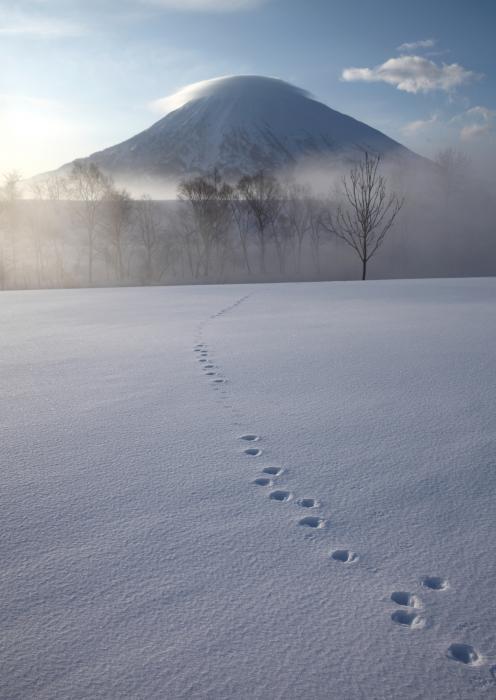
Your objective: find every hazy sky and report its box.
[1,0,495,177]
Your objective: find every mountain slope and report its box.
[60,75,421,181]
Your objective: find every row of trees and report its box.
[0,166,176,289]
[176,154,403,281]
[0,152,404,289]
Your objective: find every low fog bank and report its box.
[1,151,495,290]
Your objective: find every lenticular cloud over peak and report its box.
[150,75,312,115]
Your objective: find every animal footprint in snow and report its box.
[391,591,422,608]
[391,610,425,629]
[253,477,273,487]
[422,576,448,591]
[448,643,482,666]
[298,516,325,529]
[212,378,226,384]
[244,448,262,457]
[262,466,283,476]
[204,364,214,368]
[239,434,259,442]
[269,490,292,502]
[330,549,358,563]
[298,497,318,508]
[205,371,216,376]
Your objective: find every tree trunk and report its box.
[146,248,153,285]
[362,258,367,281]
[240,236,252,274]
[88,242,93,285]
[259,238,266,273]
[117,243,123,282]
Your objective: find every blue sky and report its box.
[1,0,495,176]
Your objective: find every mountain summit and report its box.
[63,75,419,181]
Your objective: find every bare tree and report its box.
[270,210,292,275]
[134,196,177,284]
[236,171,282,273]
[39,176,67,287]
[172,205,202,279]
[66,162,111,285]
[102,187,132,282]
[24,203,46,288]
[0,177,9,289]
[435,148,470,192]
[135,195,159,283]
[27,176,68,288]
[322,152,404,280]
[308,196,326,276]
[285,182,312,274]
[228,187,253,274]
[1,171,22,287]
[178,170,232,278]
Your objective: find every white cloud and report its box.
[460,123,491,140]
[401,114,438,134]
[0,10,85,37]
[464,105,495,121]
[397,38,436,53]
[454,105,495,141]
[400,105,495,145]
[149,75,288,115]
[142,0,268,10]
[342,55,478,94]
[149,76,231,115]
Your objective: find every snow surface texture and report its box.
[2,278,496,699]
[60,75,417,180]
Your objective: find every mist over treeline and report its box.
[0,149,494,290]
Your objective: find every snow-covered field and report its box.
[2,278,496,699]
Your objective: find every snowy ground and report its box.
[2,278,496,699]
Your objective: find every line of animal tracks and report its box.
[192,293,491,677]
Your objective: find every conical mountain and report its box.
[58,75,421,181]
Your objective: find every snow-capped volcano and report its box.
[60,75,420,181]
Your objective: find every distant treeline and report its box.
[0,149,494,289]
